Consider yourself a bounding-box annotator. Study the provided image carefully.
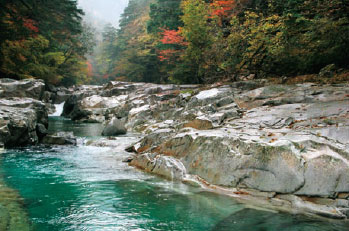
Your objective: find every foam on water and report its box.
[50,102,65,116]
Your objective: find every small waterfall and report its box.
[50,102,65,116]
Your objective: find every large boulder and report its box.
[63,94,128,122]
[102,117,127,136]
[0,78,45,100]
[0,98,48,147]
[62,85,104,119]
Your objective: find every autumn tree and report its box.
[0,0,95,86]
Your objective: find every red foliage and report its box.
[23,18,39,33]
[160,29,187,46]
[158,49,180,61]
[158,28,188,62]
[211,0,236,17]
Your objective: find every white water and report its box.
[50,102,65,116]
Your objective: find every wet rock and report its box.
[36,123,48,140]
[102,117,127,136]
[42,132,77,145]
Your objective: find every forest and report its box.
[0,0,95,86]
[1,0,349,85]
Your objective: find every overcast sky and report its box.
[78,0,129,27]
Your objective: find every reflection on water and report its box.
[211,208,349,231]
[0,118,348,231]
[47,117,104,137]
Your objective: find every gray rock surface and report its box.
[0,98,48,147]
[124,82,349,219]
[0,78,45,100]
[56,79,349,219]
[102,117,127,136]
[42,132,77,145]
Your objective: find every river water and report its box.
[0,117,348,231]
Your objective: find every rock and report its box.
[0,78,45,100]
[63,93,128,122]
[188,87,232,108]
[0,98,48,147]
[125,145,137,153]
[101,81,136,97]
[62,85,104,119]
[230,80,266,91]
[36,123,48,140]
[216,96,235,107]
[42,91,51,103]
[338,193,349,199]
[42,132,77,145]
[182,119,213,130]
[145,86,163,94]
[45,83,57,93]
[53,90,70,104]
[42,80,349,219]
[102,117,127,136]
[295,153,349,197]
[339,208,349,217]
[131,153,187,180]
[122,156,134,163]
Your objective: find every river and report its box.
[0,117,348,230]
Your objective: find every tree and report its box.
[0,0,94,86]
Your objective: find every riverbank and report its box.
[60,80,349,219]
[0,78,348,222]
[0,161,31,231]
[1,118,349,230]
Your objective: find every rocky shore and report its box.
[60,79,349,219]
[1,77,348,220]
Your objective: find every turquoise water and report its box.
[0,118,348,230]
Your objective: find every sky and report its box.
[78,0,129,27]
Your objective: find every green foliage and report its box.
[147,0,183,33]
[91,0,349,84]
